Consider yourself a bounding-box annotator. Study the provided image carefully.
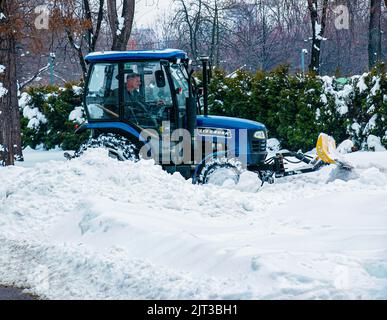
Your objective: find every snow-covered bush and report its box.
[344,64,386,150]
[19,83,89,150]
[209,63,386,151]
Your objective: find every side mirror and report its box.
[155,70,166,88]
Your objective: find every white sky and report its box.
[134,0,174,28]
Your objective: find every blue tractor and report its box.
[68,49,343,185]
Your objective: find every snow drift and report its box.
[0,149,386,299]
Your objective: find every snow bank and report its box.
[0,149,386,299]
[337,140,354,154]
[367,135,386,152]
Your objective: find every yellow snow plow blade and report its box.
[316,133,338,164]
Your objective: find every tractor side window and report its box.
[85,63,119,120]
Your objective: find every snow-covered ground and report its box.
[0,147,386,299]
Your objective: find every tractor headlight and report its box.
[253,130,266,139]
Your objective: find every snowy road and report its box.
[0,148,386,299]
[0,286,35,300]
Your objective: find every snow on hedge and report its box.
[267,138,281,152]
[68,106,85,124]
[19,92,47,129]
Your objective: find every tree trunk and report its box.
[368,0,382,70]
[179,0,196,58]
[307,0,328,74]
[0,0,22,165]
[107,0,135,51]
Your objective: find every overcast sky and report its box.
[134,0,173,28]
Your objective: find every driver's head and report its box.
[126,72,141,91]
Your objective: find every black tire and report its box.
[73,133,139,161]
[196,157,244,185]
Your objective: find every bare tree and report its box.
[368,0,382,69]
[307,0,329,74]
[174,0,204,60]
[51,0,106,78]
[107,0,135,50]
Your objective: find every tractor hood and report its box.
[196,115,266,131]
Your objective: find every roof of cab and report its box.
[85,49,188,63]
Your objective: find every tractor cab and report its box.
[84,50,190,134]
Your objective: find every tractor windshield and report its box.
[85,61,175,130]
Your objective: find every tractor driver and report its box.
[124,71,158,128]
[125,71,144,104]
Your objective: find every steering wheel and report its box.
[156,103,172,119]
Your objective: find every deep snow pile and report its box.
[0,149,386,299]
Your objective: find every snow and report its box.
[314,21,328,42]
[351,122,361,135]
[116,17,125,36]
[363,114,378,135]
[367,135,386,152]
[370,77,381,96]
[68,106,85,124]
[18,92,31,109]
[72,85,82,95]
[22,105,47,129]
[0,148,386,299]
[267,138,281,152]
[357,74,368,93]
[337,140,354,154]
[19,92,47,129]
[315,108,321,120]
[0,65,7,97]
[0,82,7,98]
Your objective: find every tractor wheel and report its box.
[196,158,244,186]
[72,133,139,161]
